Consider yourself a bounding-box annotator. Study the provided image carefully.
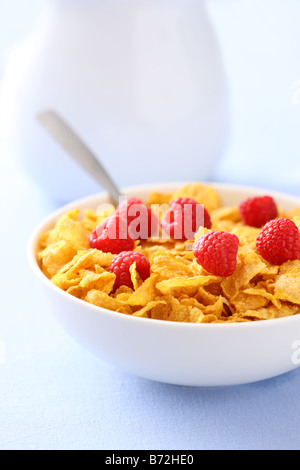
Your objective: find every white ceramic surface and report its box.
[28,182,300,386]
[0,0,229,202]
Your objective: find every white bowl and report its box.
[28,182,300,386]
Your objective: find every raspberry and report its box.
[193,231,239,277]
[116,197,158,240]
[239,195,278,228]
[109,251,150,290]
[115,197,144,221]
[89,215,134,254]
[256,218,300,265]
[161,198,212,241]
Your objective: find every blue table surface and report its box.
[1,0,300,450]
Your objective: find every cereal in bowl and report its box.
[37,183,300,323]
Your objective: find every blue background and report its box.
[0,0,300,450]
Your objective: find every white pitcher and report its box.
[0,0,230,203]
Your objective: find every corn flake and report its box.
[171,183,222,212]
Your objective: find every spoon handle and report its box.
[36,110,122,205]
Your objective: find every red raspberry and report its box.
[161,198,212,241]
[193,231,239,277]
[116,197,158,240]
[239,195,278,228]
[109,251,151,290]
[116,197,144,221]
[256,218,300,265]
[89,215,134,254]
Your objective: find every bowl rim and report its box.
[28,181,300,330]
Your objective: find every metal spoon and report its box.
[36,110,122,205]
